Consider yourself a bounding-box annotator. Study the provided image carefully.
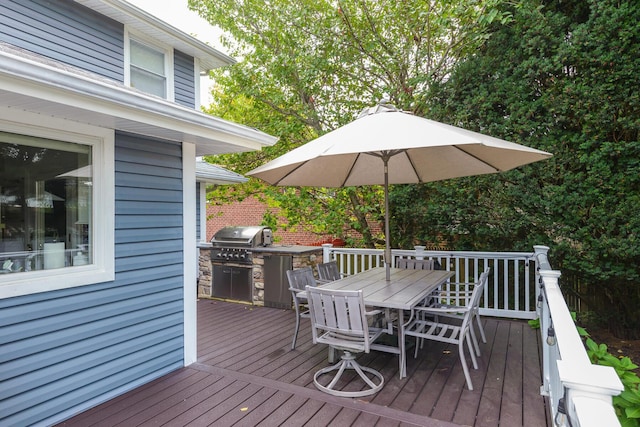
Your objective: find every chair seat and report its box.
[307,285,385,397]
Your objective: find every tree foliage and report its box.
[191,0,639,337]
[415,0,640,337]
[189,0,510,246]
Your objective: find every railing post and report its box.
[538,269,559,397]
[414,245,425,260]
[321,243,333,263]
[557,361,623,427]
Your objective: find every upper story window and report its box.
[125,30,174,101]
[130,39,166,98]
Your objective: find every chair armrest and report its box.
[365,309,383,317]
[414,305,469,315]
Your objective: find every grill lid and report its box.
[211,226,271,247]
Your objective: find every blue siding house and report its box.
[0,1,276,425]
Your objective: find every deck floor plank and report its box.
[451,319,499,426]
[58,299,549,427]
[500,321,526,426]
[119,374,231,426]
[474,320,511,427]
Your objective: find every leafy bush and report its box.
[586,338,640,427]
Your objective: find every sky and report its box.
[127,0,227,102]
[127,0,223,47]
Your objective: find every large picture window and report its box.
[0,134,92,274]
[0,111,114,298]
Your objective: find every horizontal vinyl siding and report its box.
[0,132,185,426]
[0,0,124,81]
[174,49,196,108]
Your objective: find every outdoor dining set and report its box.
[286,260,490,398]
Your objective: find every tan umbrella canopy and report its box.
[248,104,552,281]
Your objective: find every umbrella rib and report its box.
[271,162,307,186]
[452,146,501,172]
[341,153,361,187]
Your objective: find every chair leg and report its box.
[466,333,478,370]
[469,323,481,357]
[458,342,474,391]
[475,313,487,343]
[291,311,301,350]
[313,351,384,397]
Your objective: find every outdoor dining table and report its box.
[300,266,454,379]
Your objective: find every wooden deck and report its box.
[60,299,550,426]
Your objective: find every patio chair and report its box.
[286,267,319,350]
[306,285,384,397]
[317,260,343,282]
[405,269,489,390]
[396,258,440,270]
[426,269,490,356]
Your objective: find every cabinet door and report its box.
[230,267,252,301]
[212,265,232,299]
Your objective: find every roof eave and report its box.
[0,45,277,155]
[73,0,235,71]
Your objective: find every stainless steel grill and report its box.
[210,226,273,302]
[210,226,272,265]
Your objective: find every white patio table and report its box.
[300,266,454,379]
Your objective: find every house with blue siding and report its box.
[0,0,276,425]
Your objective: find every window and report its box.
[0,111,114,298]
[130,39,166,97]
[126,30,174,100]
[0,134,92,270]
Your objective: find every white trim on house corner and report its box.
[0,110,115,299]
[194,57,202,109]
[199,183,208,243]
[183,143,198,365]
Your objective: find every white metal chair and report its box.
[317,260,343,282]
[306,285,384,397]
[286,267,318,350]
[405,269,489,390]
[396,258,437,270]
[427,269,490,356]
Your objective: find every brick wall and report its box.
[206,196,334,245]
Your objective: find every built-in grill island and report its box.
[209,226,273,302]
[200,226,323,307]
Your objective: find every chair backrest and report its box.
[286,267,317,292]
[306,286,370,353]
[460,269,490,330]
[317,261,341,282]
[396,258,436,270]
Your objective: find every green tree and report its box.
[190,0,511,247]
[416,0,640,337]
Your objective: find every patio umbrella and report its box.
[248,103,552,281]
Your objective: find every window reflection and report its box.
[0,133,92,273]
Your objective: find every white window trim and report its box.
[0,109,115,299]
[194,57,202,108]
[124,26,175,102]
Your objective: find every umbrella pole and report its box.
[384,157,391,282]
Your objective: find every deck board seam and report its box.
[190,362,459,427]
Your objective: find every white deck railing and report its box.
[321,243,624,427]
[322,244,537,319]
